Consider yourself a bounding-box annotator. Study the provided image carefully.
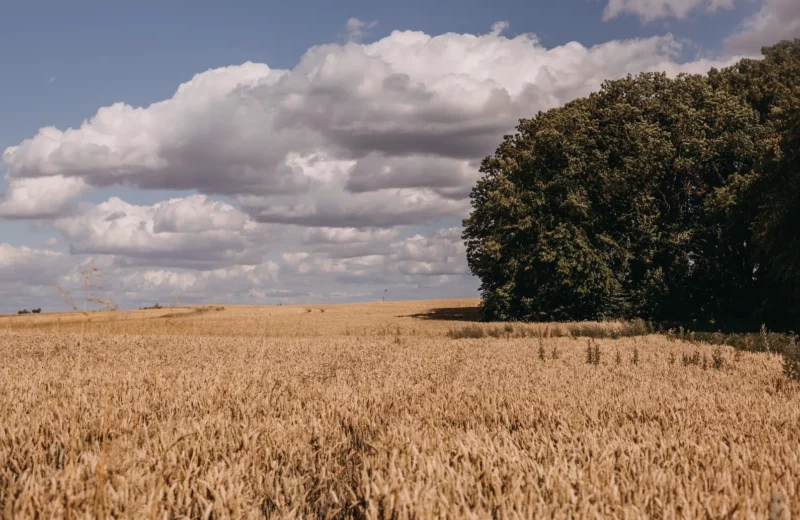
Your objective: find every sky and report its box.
[1,0,798,313]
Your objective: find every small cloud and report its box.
[345,17,378,42]
[602,0,736,23]
[44,237,59,248]
[490,21,510,36]
[48,76,56,84]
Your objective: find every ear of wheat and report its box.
[56,259,118,313]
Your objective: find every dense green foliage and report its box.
[464,40,800,330]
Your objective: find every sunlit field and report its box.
[1,299,797,518]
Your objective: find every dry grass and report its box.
[1,299,798,518]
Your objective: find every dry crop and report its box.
[1,299,798,518]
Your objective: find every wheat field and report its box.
[0,299,797,519]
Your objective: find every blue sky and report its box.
[0,0,796,312]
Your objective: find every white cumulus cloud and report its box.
[0,176,91,219]
[726,0,800,54]
[54,195,266,269]
[2,27,738,225]
[603,0,735,22]
[346,18,378,42]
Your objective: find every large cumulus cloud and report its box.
[0,176,91,219]
[53,195,266,269]
[2,26,739,225]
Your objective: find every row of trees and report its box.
[464,40,800,330]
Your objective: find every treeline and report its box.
[464,40,800,331]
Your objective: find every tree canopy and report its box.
[463,40,800,330]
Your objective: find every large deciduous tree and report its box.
[464,40,800,330]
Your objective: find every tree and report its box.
[464,40,800,329]
[752,105,800,329]
[710,39,800,330]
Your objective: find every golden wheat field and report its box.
[0,299,797,519]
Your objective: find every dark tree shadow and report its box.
[399,306,481,322]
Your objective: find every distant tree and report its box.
[17,309,29,315]
[32,308,42,314]
[464,40,800,330]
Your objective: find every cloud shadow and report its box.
[399,306,481,322]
